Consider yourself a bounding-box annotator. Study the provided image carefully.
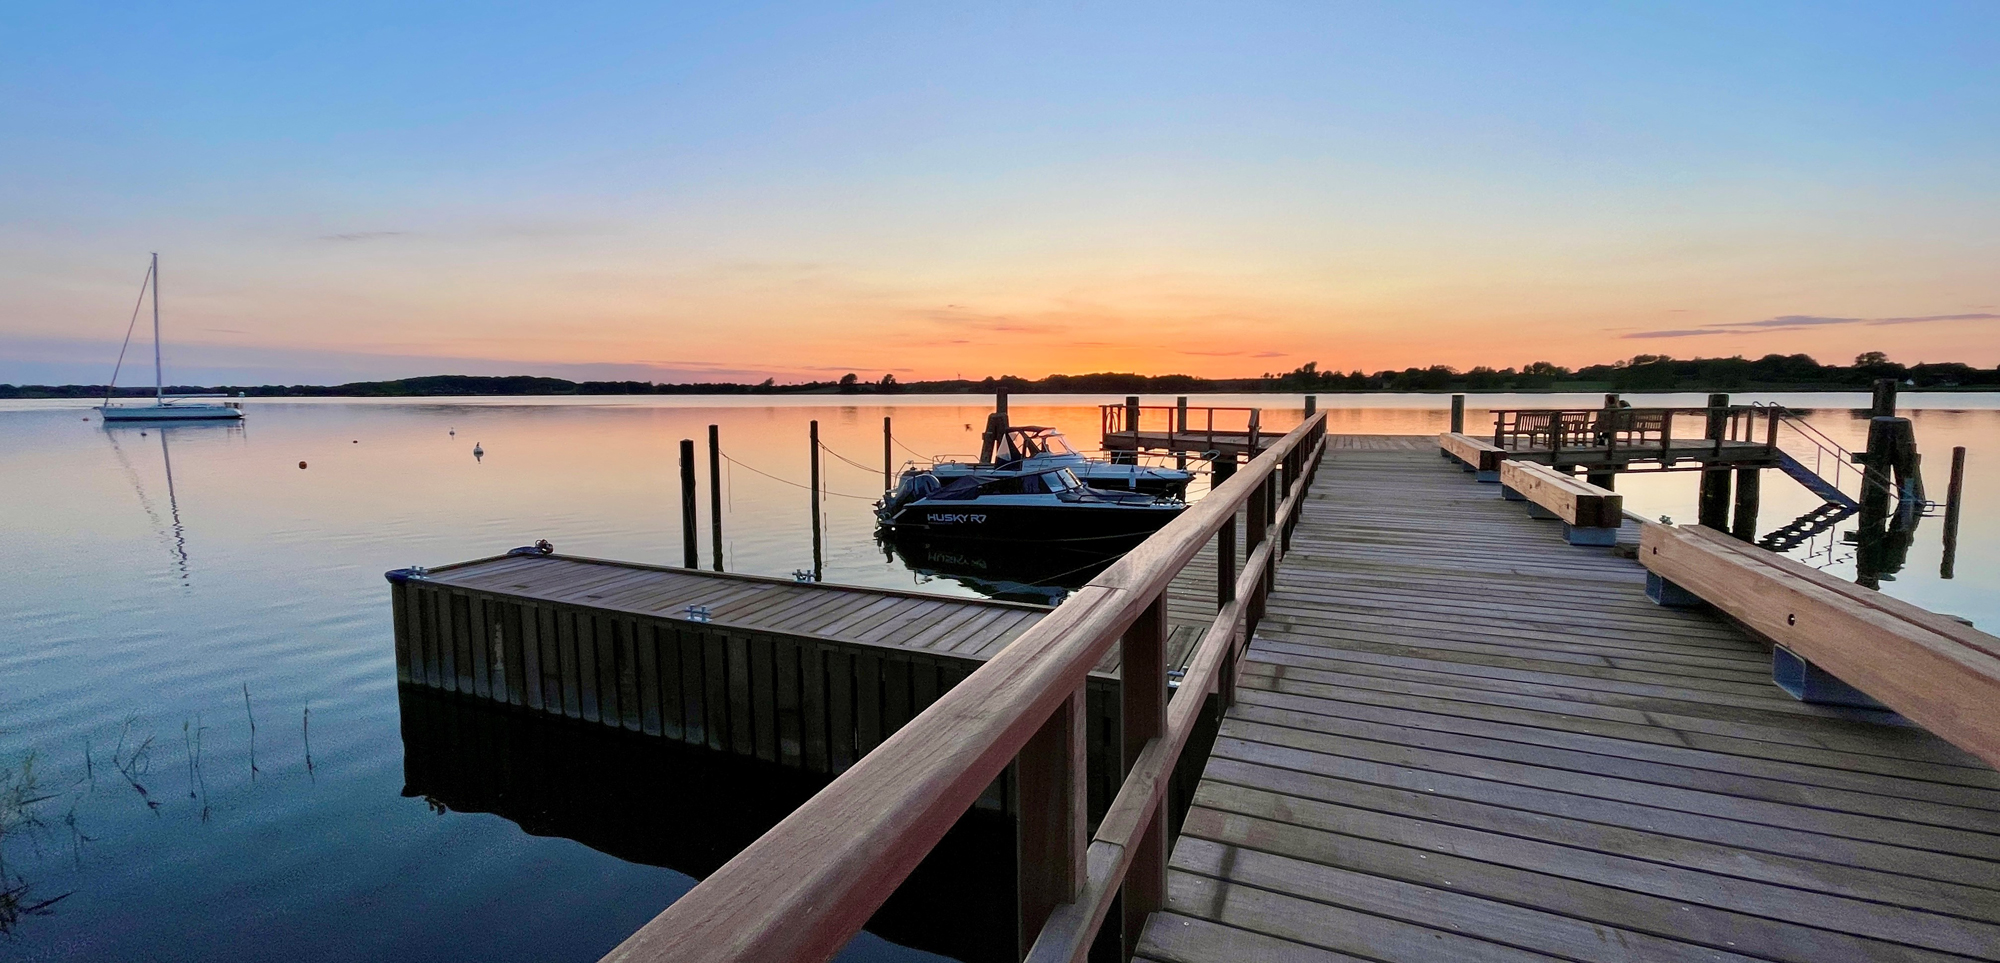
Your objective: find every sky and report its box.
[2,1,1997,385]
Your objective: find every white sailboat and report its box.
[100,253,244,422]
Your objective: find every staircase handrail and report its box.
[1749,402,1861,496]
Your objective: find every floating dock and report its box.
[389,547,1232,811]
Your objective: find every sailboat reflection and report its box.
[396,687,1016,963]
[877,531,1123,605]
[104,423,236,583]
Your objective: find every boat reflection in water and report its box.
[396,686,1015,963]
[876,530,1127,606]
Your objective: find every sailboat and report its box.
[99,254,244,422]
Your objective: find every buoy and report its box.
[299,461,308,469]
[449,428,456,436]
[472,443,484,461]
[352,440,358,444]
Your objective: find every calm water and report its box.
[1,392,1994,961]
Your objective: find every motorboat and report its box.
[925,426,1190,497]
[99,254,245,423]
[876,465,1185,545]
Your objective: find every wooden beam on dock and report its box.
[1642,521,2000,767]
[1498,459,1623,544]
[1438,431,1504,480]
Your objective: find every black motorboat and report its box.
[925,426,1192,498]
[876,465,1185,545]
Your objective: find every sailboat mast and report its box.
[151,253,163,402]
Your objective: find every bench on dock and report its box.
[1498,460,1623,546]
[1437,431,1503,481]
[1641,521,2000,768]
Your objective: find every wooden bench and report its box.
[1437,432,1504,481]
[1641,521,2000,768]
[1497,460,1623,545]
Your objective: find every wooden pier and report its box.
[1132,444,2000,963]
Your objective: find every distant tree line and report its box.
[5,352,1995,399]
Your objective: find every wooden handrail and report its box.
[599,412,1330,963]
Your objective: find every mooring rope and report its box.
[718,451,876,500]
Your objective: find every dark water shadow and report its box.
[396,686,1015,963]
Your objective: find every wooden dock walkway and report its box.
[1134,445,2000,962]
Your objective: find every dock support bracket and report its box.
[1562,524,1618,547]
[1773,646,1888,710]
[1500,484,1525,502]
[1525,501,1557,520]
[1645,572,1703,608]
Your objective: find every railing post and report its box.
[1246,477,1269,630]
[1216,520,1238,707]
[1120,593,1168,960]
[1017,688,1086,960]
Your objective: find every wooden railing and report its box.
[599,412,1330,963]
[1490,404,1782,461]
[1102,402,1267,453]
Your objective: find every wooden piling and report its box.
[708,426,723,572]
[1449,394,1464,434]
[1943,446,1966,579]
[680,439,699,568]
[1698,393,1732,530]
[809,420,822,580]
[1731,468,1761,542]
[1176,397,1189,470]
[883,416,893,492]
[1871,378,1899,417]
[1304,395,1316,418]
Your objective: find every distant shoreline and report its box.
[5,354,1993,399]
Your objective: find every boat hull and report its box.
[101,405,243,422]
[878,501,1184,545]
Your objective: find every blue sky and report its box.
[3,1,1996,384]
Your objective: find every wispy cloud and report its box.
[320,231,408,242]
[1623,312,1999,339]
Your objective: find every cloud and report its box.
[321,231,408,242]
[1623,312,1999,339]
[1623,329,1735,339]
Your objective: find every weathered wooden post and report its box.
[1304,395,1317,418]
[882,415,893,492]
[679,439,698,568]
[1247,408,1262,456]
[978,392,1010,463]
[1175,396,1189,470]
[1119,594,1168,959]
[1450,394,1465,434]
[1588,393,1620,490]
[809,420,822,580]
[1015,690,1084,959]
[708,425,724,571]
[1943,446,1966,579]
[1871,378,1899,418]
[1698,393,1732,530]
[1731,467,1761,542]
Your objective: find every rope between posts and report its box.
[718,451,877,500]
[816,440,884,476]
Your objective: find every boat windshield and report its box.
[999,427,1078,462]
[1033,430,1078,456]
